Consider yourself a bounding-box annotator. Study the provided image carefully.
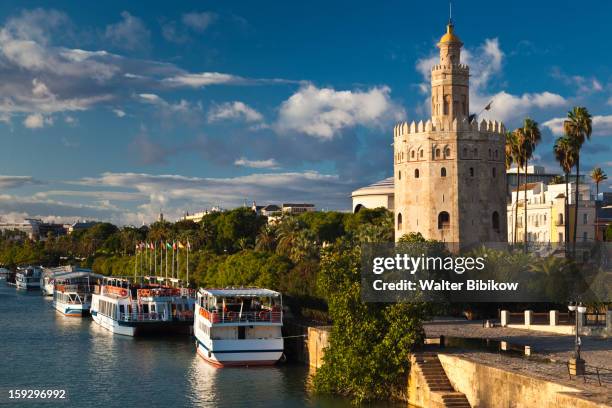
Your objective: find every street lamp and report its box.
[568,302,587,375]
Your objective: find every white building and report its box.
[507,181,595,243]
[351,177,394,213]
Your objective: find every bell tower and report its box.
[430,22,469,123]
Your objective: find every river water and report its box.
[0,284,402,407]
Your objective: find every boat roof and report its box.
[199,288,281,298]
[56,271,104,280]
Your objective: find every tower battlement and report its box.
[393,118,505,138]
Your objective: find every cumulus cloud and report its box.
[208,101,263,123]
[182,12,217,32]
[543,115,612,137]
[104,11,150,51]
[275,84,405,139]
[23,113,53,129]
[234,157,279,169]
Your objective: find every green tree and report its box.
[313,241,427,403]
[564,107,592,252]
[591,167,608,241]
[519,118,541,247]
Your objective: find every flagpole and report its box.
[177,243,180,281]
[154,241,157,276]
[165,242,168,280]
[172,242,175,279]
[186,240,190,286]
[134,244,137,280]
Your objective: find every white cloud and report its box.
[234,158,279,169]
[182,12,217,32]
[275,84,405,139]
[607,97,612,107]
[551,68,603,94]
[543,115,612,136]
[162,72,243,88]
[0,175,42,188]
[23,113,53,129]
[112,108,126,117]
[104,11,150,51]
[208,101,263,123]
[137,93,202,125]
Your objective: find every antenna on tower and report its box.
[449,0,453,24]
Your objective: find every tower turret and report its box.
[431,23,469,123]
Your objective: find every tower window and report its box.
[492,211,500,232]
[495,150,499,159]
[469,167,474,177]
[441,167,447,177]
[445,147,451,158]
[488,149,492,158]
[435,148,440,158]
[398,171,401,180]
[397,213,402,230]
[411,150,415,159]
[438,211,450,230]
[492,167,496,178]
[420,149,424,158]
[415,169,420,178]
[473,148,478,158]
[463,147,467,158]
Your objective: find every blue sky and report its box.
[0,0,610,225]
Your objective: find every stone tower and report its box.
[393,21,507,245]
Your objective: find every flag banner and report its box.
[173,241,177,250]
[178,242,185,249]
[166,242,172,250]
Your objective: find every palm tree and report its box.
[255,225,277,251]
[520,118,542,246]
[512,127,528,246]
[505,131,520,244]
[591,167,608,241]
[554,136,578,255]
[564,107,592,252]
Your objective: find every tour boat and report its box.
[52,271,103,317]
[15,266,42,290]
[194,288,284,367]
[41,266,92,296]
[90,276,196,336]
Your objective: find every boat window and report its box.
[142,304,149,314]
[119,305,125,315]
[151,304,156,312]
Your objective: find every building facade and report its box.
[351,177,394,213]
[507,182,595,243]
[393,22,507,244]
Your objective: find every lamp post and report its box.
[567,302,587,375]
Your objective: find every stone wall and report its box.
[307,326,331,369]
[438,353,609,408]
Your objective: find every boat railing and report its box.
[199,308,282,324]
[174,310,194,321]
[55,284,93,294]
[119,312,168,322]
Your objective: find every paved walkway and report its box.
[424,318,612,404]
[425,318,611,369]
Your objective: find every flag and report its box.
[187,240,191,249]
[172,241,177,250]
[484,100,493,111]
[150,242,154,250]
[166,242,172,250]
[178,241,185,249]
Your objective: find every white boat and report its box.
[41,266,92,296]
[91,277,196,336]
[53,271,103,317]
[15,266,42,290]
[194,288,284,367]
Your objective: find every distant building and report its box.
[351,177,394,213]
[182,207,224,222]
[507,165,585,193]
[281,203,315,215]
[507,182,595,243]
[0,218,66,241]
[262,205,282,217]
[596,192,612,241]
[66,221,99,234]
